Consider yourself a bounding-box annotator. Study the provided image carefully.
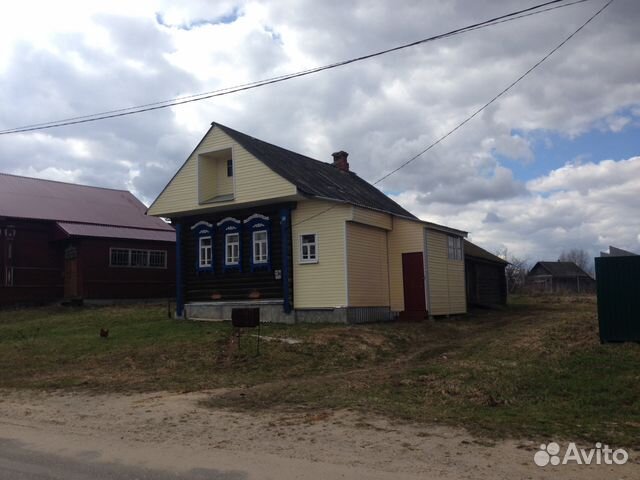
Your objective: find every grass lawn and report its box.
[1,296,639,447]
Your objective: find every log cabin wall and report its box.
[0,218,64,306]
[177,203,294,304]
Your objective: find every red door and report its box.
[401,252,427,321]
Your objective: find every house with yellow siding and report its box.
[148,122,467,323]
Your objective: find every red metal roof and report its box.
[0,173,172,232]
[56,222,175,242]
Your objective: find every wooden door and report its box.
[401,252,427,321]
[64,246,79,298]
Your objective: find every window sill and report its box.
[299,259,319,264]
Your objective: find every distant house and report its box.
[526,261,595,293]
[148,122,468,323]
[0,173,175,306]
[464,240,507,307]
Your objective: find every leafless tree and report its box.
[558,248,593,275]
[496,247,530,293]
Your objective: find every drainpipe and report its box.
[279,207,292,314]
[175,222,184,318]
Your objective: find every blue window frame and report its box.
[217,217,242,272]
[244,213,271,271]
[190,221,214,272]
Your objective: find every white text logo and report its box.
[534,442,628,467]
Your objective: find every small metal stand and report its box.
[231,307,261,355]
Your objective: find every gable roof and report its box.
[0,173,174,241]
[531,261,592,278]
[600,246,638,257]
[464,240,508,264]
[212,122,417,219]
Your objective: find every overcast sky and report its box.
[1,0,639,263]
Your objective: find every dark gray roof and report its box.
[464,240,508,264]
[532,261,592,278]
[600,246,638,257]
[214,123,417,219]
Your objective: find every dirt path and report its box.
[0,389,637,479]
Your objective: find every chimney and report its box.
[332,151,350,172]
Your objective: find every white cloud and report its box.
[0,0,638,259]
[395,156,640,262]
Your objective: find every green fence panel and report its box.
[595,256,640,342]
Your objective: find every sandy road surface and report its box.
[0,389,637,479]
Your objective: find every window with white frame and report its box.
[149,250,167,268]
[110,248,130,266]
[226,158,233,177]
[447,235,463,260]
[300,234,318,263]
[199,236,212,268]
[110,248,167,268]
[225,233,240,265]
[131,249,149,267]
[252,230,268,264]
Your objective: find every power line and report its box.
[1,0,590,135]
[292,0,613,228]
[373,0,612,186]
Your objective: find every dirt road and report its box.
[0,389,636,479]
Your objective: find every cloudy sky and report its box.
[1,0,639,263]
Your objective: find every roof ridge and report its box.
[0,172,130,193]
[212,122,331,168]
[211,122,417,219]
[56,220,174,231]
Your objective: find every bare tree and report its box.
[558,248,593,275]
[496,247,530,293]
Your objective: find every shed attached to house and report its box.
[464,240,507,307]
[148,122,468,323]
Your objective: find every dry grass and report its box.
[1,296,639,447]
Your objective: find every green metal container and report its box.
[595,256,640,342]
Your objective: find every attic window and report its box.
[227,159,233,177]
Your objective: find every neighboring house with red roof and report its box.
[0,173,175,306]
[148,122,468,323]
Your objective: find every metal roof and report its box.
[213,123,417,219]
[464,240,508,264]
[0,173,173,232]
[56,222,175,242]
